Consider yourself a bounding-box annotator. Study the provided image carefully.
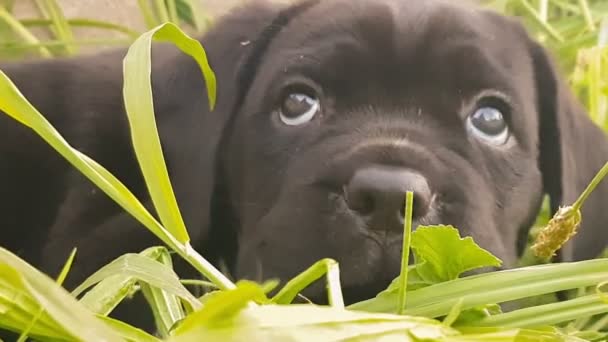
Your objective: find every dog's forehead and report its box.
[264,0,532,108]
[262,0,532,94]
[276,0,512,54]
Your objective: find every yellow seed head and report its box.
[531,205,582,259]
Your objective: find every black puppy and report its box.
[1,0,607,327]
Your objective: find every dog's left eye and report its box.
[466,106,509,145]
[279,93,320,126]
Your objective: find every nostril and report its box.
[345,166,432,231]
[344,185,375,216]
[399,192,432,222]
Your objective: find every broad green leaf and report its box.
[122,21,216,244]
[410,225,502,284]
[0,247,122,341]
[72,248,200,310]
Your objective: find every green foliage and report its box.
[409,226,502,285]
[0,0,210,60]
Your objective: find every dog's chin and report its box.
[234,201,441,306]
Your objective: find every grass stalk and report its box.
[397,191,414,315]
[20,18,140,38]
[518,0,565,42]
[572,160,608,210]
[577,0,596,32]
[473,294,608,328]
[0,6,52,57]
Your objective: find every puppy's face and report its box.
[221,0,544,302]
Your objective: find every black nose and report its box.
[344,166,432,231]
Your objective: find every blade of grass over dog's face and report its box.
[0,69,179,249]
[121,22,216,244]
[0,247,123,341]
[0,23,233,291]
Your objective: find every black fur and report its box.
[1,0,607,333]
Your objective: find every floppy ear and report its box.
[528,37,608,261]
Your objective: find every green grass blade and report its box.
[349,258,608,318]
[79,274,138,316]
[0,28,233,291]
[0,6,52,57]
[16,248,76,341]
[0,270,69,339]
[98,315,162,342]
[398,191,414,315]
[178,0,208,32]
[137,0,160,29]
[153,0,170,23]
[0,247,122,341]
[78,247,165,316]
[121,22,216,244]
[473,294,608,328]
[0,69,181,249]
[166,0,179,24]
[139,248,185,337]
[270,258,338,305]
[20,18,141,38]
[34,0,77,55]
[71,248,200,310]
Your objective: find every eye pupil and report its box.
[471,107,506,135]
[466,105,509,145]
[282,93,316,118]
[279,91,320,126]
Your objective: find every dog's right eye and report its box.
[466,106,509,145]
[279,92,320,126]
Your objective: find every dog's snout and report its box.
[345,166,431,231]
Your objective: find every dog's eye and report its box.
[279,93,320,126]
[466,106,509,145]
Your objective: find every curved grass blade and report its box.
[0,247,122,341]
[349,258,608,318]
[473,294,608,328]
[33,0,77,55]
[0,6,52,57]
[72,248,200,310]
[20,18,141,38]
[139,248,185,337]
[270,258,343,306]
[122,21,216,244]
[98,316,162,342]
[17,248,76,341]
